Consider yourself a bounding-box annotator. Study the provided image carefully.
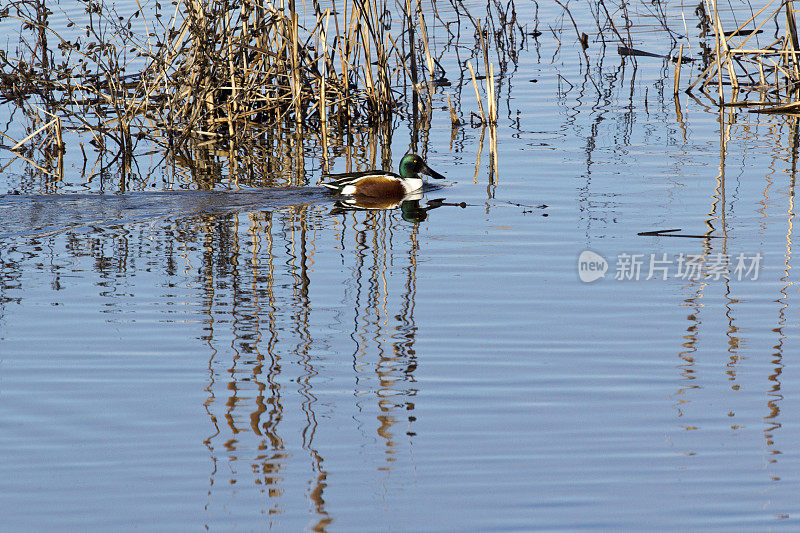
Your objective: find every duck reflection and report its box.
[331,195,463,222]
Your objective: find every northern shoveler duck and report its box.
[321,153,446,199]
[330,189,422,212]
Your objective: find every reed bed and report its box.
[0,0,525,187]
[690,0,800,112]
[3,0,404,138]
[0,0,412,179]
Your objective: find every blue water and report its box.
[1,1,800,530]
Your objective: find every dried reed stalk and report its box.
[467,60,486,123]
[446,93,460,126]
[674,43,684,95]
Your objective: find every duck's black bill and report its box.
[424,165,447,180]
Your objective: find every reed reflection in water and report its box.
[188,204,428,527]
[0,194,440,528]
[4,105,800,527]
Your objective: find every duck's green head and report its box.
[399,153,446,180]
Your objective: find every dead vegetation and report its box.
[22,0,800,189]
[0,0,525,188]
[688,0,800,113]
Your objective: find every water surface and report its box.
[1,1,800,530]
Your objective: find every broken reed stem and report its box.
[417,0,435,80]
[476,18,498,124]
[467,60,486,123]
[291,11,303,129]
[478,19,490,95]
[446,93,460,125]
[320,9,330,126]
[786,2,800,78]
[226,9,236,140]
[709,0,725,102]
[674,43,684,95]
[11,119,58,151]
[406,0,419,91]
[553,0,600,93]
[489,62,496,123]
